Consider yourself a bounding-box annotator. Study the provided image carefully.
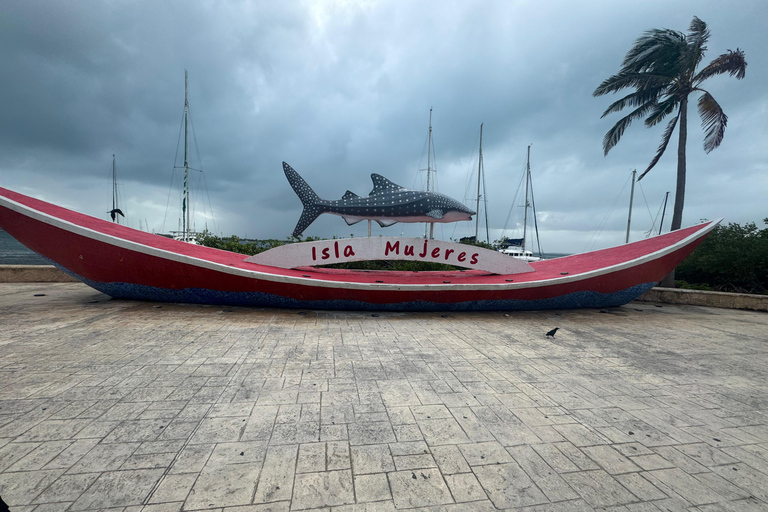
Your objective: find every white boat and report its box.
[499,244,541,262]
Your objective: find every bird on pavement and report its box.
[546,327,559,338]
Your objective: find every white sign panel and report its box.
[245,237,535,275]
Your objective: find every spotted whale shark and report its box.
[283,162,475,237]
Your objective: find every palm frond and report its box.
[686,16,710,69]
[688,16,709,42]
[694,48,747,83]
[603,103,654,155]
[594,71,672,97]
[698,91,727,153]
[638,113,679,181]
[624,29,685,68]
[600,88,666,117]
[623,30,688,76]
[644,96,679,127]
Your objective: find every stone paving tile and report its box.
[353,472,392,502]
[430,445,471,475]
[582,444,642,474]
[459,441,513,466]
[613,472,668,501]
[444,471,487,503]
[147,473,198,504]
[0,468,64,505]
[507,444,580,502]
[629,452,676,471]
[169,443,215,474]
[473,461,549,508]
[292,469,355,510]
[644,467,727,506]
[2,285,768,510]
[4,440,72,471]
[184,464,262,510]
[351,444,395,474]
[416,417,469,445]
[30,472,101,504]
[252,444,297,504]
[387,467,454,508]
[347,419,395,445]
[70,468,165,510]
[297,442,327,473]
[561,469,637,508]
[67,441,140,473]
[392,453,437,471]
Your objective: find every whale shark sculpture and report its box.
[284,162,475,237]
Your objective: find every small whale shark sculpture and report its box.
[284,162,475,238]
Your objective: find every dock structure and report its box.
[1,282,767,510]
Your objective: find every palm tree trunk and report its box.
[660,96,688,288]
[671,96,687,231]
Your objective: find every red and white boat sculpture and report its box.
[0,185,717,311]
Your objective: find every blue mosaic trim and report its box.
[52,262,656,311]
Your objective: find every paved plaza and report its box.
[0,282,767,511]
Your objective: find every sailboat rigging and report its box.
[467,123,490,244]
[423,108,436,239]
[499,145,542,262]
[658,191,670,235]
[108,154,124,223]
[625,169,636,243]
[474,124,491,243]
[162,70,215,243]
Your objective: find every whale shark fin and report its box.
[376,219,398,227]
[341,190,359,201]
[342,216,365,226]
[369,174,405,195]
[283,162,324,237]
[425,209,444,219]
[294,206,323,237]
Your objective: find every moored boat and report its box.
[0,185,718,311]
[499,145,543,262]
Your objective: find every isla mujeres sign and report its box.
[245,237,535,275]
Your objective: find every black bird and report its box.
[108,208,125,222]
[546,327,559,338]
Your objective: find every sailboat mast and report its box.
[658,191,670,235]
[522,145,530,253]
[425,108,434,239]
[625,169,636,244]
[183,70,190,242]
[111,154,119,224]
[475,123,483,241]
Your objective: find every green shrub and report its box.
[676,218,768,294]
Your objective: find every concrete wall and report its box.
[0,265,78,283]
[637,287,768,312]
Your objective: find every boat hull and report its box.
[0,186,716,311]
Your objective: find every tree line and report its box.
[676,218,768,295]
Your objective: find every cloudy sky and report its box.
[1,0,766,254]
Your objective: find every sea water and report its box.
[0,229,48,265]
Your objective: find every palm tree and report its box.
[594,16,746,238]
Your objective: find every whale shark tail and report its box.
[283,162,324,238]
